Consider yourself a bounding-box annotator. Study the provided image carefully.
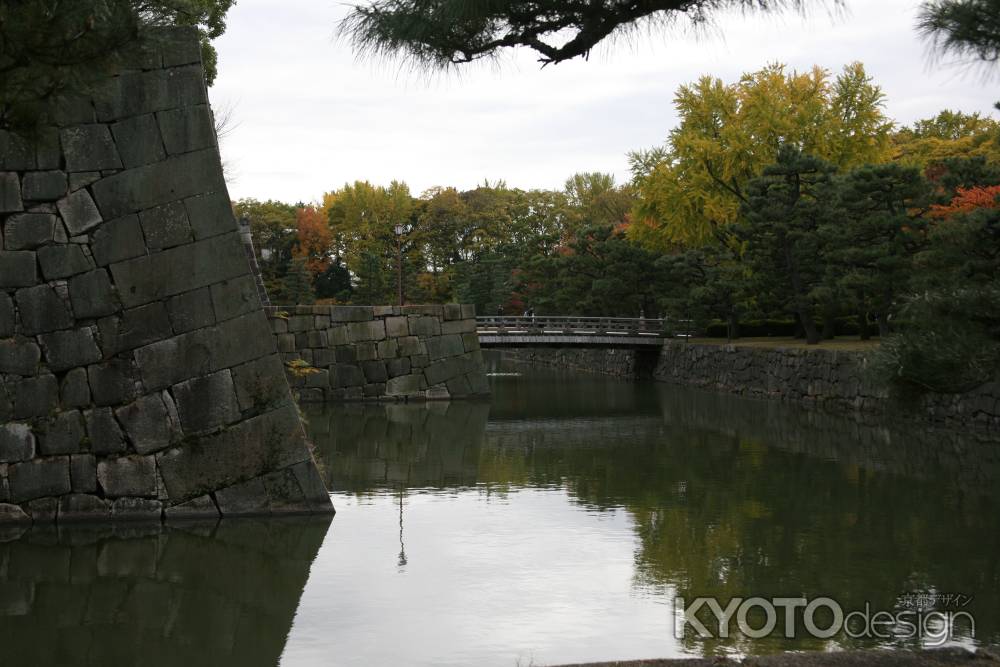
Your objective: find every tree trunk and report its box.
[800,311,821,345]
[822,308,836,340]
[858,309,871,340]
[727,310,740,341]
[878,316,890,339]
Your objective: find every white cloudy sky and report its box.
[210,0,998,204]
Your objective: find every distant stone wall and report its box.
[0,28,332,524]
[268,304,490,402]
[654,341,1000,431]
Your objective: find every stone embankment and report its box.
[499,342,1000,431]
[268,304,490,402]
[0,28,332,525]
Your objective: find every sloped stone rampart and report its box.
[269,304,490,402]
[0,28,333,523]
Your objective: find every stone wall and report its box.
[0,28,332,524]
[654,341,1000,431]
[497,342,1000,431]
[268,304,490,402]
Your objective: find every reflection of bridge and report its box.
[476,316,677,348]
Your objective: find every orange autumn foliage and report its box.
[929,185,1000,219]
[293,205,333,276]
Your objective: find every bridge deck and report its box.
[476,316,682,348]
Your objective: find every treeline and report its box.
[236,62,1000,393]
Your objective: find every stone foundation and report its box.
[0,28,332,523]
[654,341,1000,431]
[268,304,490,402]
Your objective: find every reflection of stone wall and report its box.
[0,28,332,523]
[497,348,639,378]
[269,304,490,402]
[655,342,1000,431]
[0,517,330,666]
[303,402,489,491]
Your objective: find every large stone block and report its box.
[90,215,146,266]
[95,65,207,122]
[16,284,73,334]
[333,364,365,388]
[0,424,35,463]
[386,356,411,378]
[0,251,37,288]
[423,357,467,386]
[0,293,11,337]
[12,374,59,419]
[39,328,102,372]
[84,407,127,455]
[97,455,157,498]
[111,497,163,521]
[0,339,41,376]
[157,105,215,155]
[133,329,212,391]
[156,404,311,503]
[408,316,440,337]
[88,359,139,406]
[68,269,118,318]
[37,244,93,280]
[60,124,122,171]
[115,393,180,455]
[157,26,202,67]
[138,200,192,250]
[384,316,409,338]
[97,301,171,355]
[441,318,476,335]
[38,410,86,455]
[232,355,290,414]
[60,367,92,407]
[166,287,214,333]
[59,494,110,522]
[425,334,465,361]
[443,303,463,321]
[330,306,373,323]
[361,360,388,383]
[9,457,71,503]
[109,232,246,308]
[171,369,240,434]
[57,189,103,235]
[3,213,58,250]
[0,172,22,212]
[347,319,386,343]
[22,171,67,202]
[91,149,225,220]
[164,494,219,520]
[184,190,236,240]
[110,114,166,168]
[213,477,269,516]
[207,310,277,371]
[385,374,423,397]
[70,454,98,493]
[0,130,35,170]
[210,275,260,322]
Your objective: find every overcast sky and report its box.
[210,0,998,204]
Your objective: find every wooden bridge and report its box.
[476,316,683,348]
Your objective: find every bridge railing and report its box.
[475,316,688,338]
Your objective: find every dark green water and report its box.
[2,356,998,665]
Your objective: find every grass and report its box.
[681,336,880,352]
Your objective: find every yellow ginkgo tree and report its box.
[630,62,895,250]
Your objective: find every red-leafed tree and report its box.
[929,185,1000,218]
[293,205,334,276]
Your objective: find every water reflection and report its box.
[0,518,331,667]
[303,358,1000,657]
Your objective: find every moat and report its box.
[2,354,998,666]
